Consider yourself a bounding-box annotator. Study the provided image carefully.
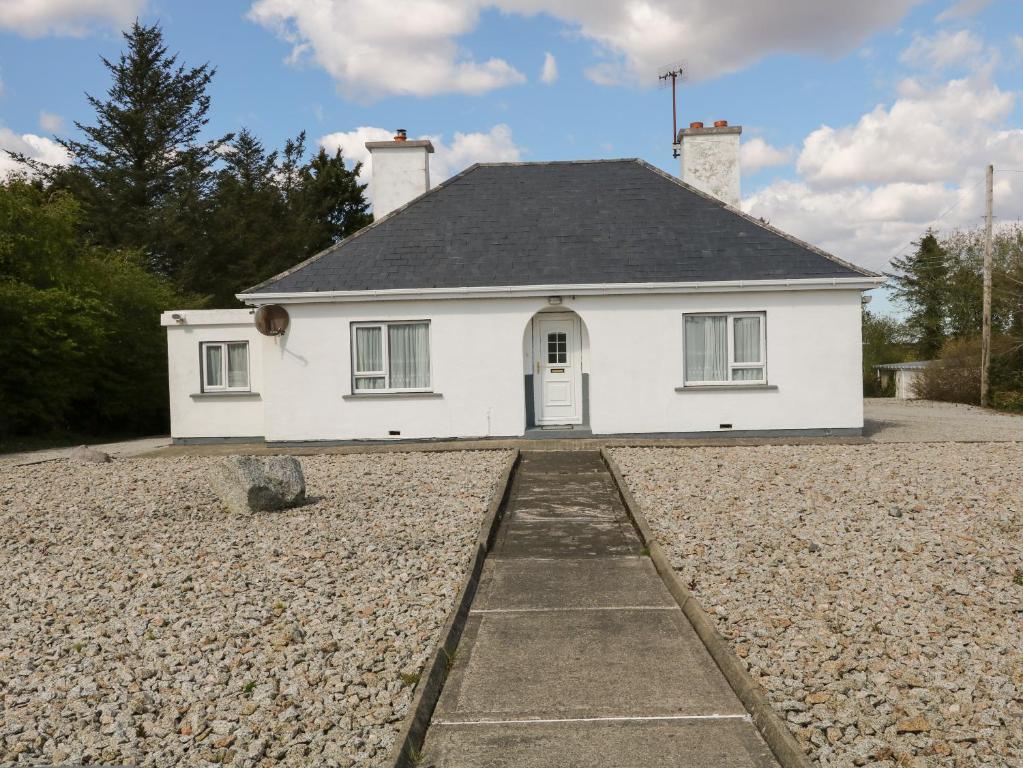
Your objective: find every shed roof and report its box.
[244,158,877,295]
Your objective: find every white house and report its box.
[162,124,883,444]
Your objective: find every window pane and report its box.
[685,316,727,381]
[548,332,567,364]
[388,323,430,388]
[204,344,223,388]
[355,327,383,373]
[227,343,248,388]
[355,376,386,390]
[734,317,761,363]
[732,367,764,381]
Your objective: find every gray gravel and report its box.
[865,398,1023,443]
[0,450,511,767]
[613,443,1023,767]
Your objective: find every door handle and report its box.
[536,361,541,374]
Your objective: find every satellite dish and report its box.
[255,304,289,336]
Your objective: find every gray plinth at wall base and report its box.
[172,436,265,445]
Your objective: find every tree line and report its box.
[1,21,370,444]
[865,225,1023,409]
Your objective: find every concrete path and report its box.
[1,436,172,467]
[419,451,779,767]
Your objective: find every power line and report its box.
[886,177,986,264]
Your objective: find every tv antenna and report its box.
[658,61,687,158]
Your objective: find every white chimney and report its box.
[365,129,435,218]
[678,120,741,208]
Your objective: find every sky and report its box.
[2,0,1022,314]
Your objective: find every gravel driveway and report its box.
[613,443,1023,767]
[0,450,511,767]
[865,398,1023,443]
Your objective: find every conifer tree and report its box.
[56,21,230,277]
[887,230,949,358]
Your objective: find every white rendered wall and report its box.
[370,146,431,218]
[574,290,864,435]
[896,369,923,400]
[681,132,741,207]
[257,289,864,442]
[162,310,265,439]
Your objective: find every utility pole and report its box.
[981,163,993,407]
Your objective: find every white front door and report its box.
[533,314,583,426]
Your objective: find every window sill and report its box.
[343,391,443,400]
[675,384,778,392]
[191,391,261,399]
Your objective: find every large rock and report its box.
[210,455,305,514]
[70,445,111,463]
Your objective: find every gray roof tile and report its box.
[244,159,876,294]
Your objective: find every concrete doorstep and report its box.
[408,450,782,768]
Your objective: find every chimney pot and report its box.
[690,121,704,129]
[394,128,407,141]
[714,120,728,128]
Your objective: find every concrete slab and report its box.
[435,610,745,721]
[494,518,641,558]
[421,718,778,768]
[474,557,676,611]
[517,450,606,474]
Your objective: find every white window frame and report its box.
[200,341,250,392]
[350,320,432,393]
[683,312,767,386]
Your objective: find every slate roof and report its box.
[244,159,877,294]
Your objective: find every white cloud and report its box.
[739,138,793,173]
[248,0,526,100]
[900,29,985,70]
[936,0,991,22]
[0,0,144,36]
[540,51,558,84]
[744,72,1023,272]
[248,0,920,97]
[318,124,523,207]
[794,76,1017,188]
[0,125,71,178]
[38,111,63,133]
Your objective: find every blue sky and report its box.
[2,0,1022,314]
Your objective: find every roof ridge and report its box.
[632,159,880,279]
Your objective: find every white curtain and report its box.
[685,316,727,382]
[734,317,760,362]
[355,327,385,389]
[356,327,383,372]
[389,323,430,388]
[227,343,248,388]
[733,317,762,381]
[205,344,223,388]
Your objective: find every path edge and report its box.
[600,447,812,768]
[387,449,519,768]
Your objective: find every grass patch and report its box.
[399,671,421,687]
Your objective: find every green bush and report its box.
[0,179,199,440]
[991,390,1023,412]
